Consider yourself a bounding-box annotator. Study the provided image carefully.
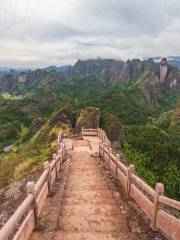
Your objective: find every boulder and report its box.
[75,107,100,134]
[160,58,168,83]
[104,113,125,149]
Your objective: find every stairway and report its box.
[31,139,133,240]
[54,140,132,239]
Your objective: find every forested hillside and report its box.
[0,58,179,199]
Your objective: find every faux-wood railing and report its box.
[0,132,65,240]
[82,128,180,240]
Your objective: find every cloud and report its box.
[0,0,180,67]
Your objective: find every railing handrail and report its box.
[0,194,34,240]
[82,127,180,240]
[0,131,65,240]
[83,127,180,209]
[159,195,180,210]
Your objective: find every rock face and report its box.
[66,58,159,86]
[75,107,100,134]
[139,71,160,104]
[30,118,44,135]
[105,115,125,149]
[160,58,168,83]
[0,74,18,90]
[50,103,73,128]
[18,72,27,83]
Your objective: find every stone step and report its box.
[67,175,105,182]
[65,185,109,191]
[65,181,108,189]
[69,165,99,170]
[53,231,133,240]
[62,197,116,205]
[63,189,114,199]
[68,169,102,176]
[61,203,121,217]
[58,215,128,232]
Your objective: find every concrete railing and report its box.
[82,128,180,240]
[0,132,65,240]
[82,128,98,137]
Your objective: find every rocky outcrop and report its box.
[139,71,160,104]
[29,118,44,135]
[166,71,180,90]
[75,107,100,133]
[18,72,27,83]
[103,114,125,149]
[66,58,160,86]
[160,58,168,83]
[0,74,18,90]
[49,103,73,128]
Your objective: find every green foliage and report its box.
[0,102,71,187]
[78,86,157,125]
[124,121,180,199]
[162,164,180,199]
[123,143,156,187]
[0,71,179,200]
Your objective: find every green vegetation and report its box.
[75,85,180,199]
[0,98,72,187]
[0,70,179,200]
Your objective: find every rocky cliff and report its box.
[0,58,179,102]
[75,107,100,133]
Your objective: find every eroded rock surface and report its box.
[75,107,100,133]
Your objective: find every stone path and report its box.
[31,139,133,240]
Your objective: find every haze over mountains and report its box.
[0,57,179,103]
[1,56,180,73]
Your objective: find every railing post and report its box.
[58,149,62,170]
[98,142,101,157]
[102,130,104,143]
[102,143,106,160]
[115,154,120,179]
[43,161,52,196]
[81,127,84,138]
[109,147,112,169]
[126,164,135,199]
[26,181,39,229]
[151,183,164,230]
[53,153,58,177]
[57,132,61,144]
[99,129,102,141]
[62,143,66,159]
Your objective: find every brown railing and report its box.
[82,128,180,240]
[0,132,65,240]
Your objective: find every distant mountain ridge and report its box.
[143,56,180,70]
[42,65,71,73]
[0,58,179,104]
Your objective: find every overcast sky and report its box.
[0,0,180,68]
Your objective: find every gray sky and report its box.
[0,0,180,68]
